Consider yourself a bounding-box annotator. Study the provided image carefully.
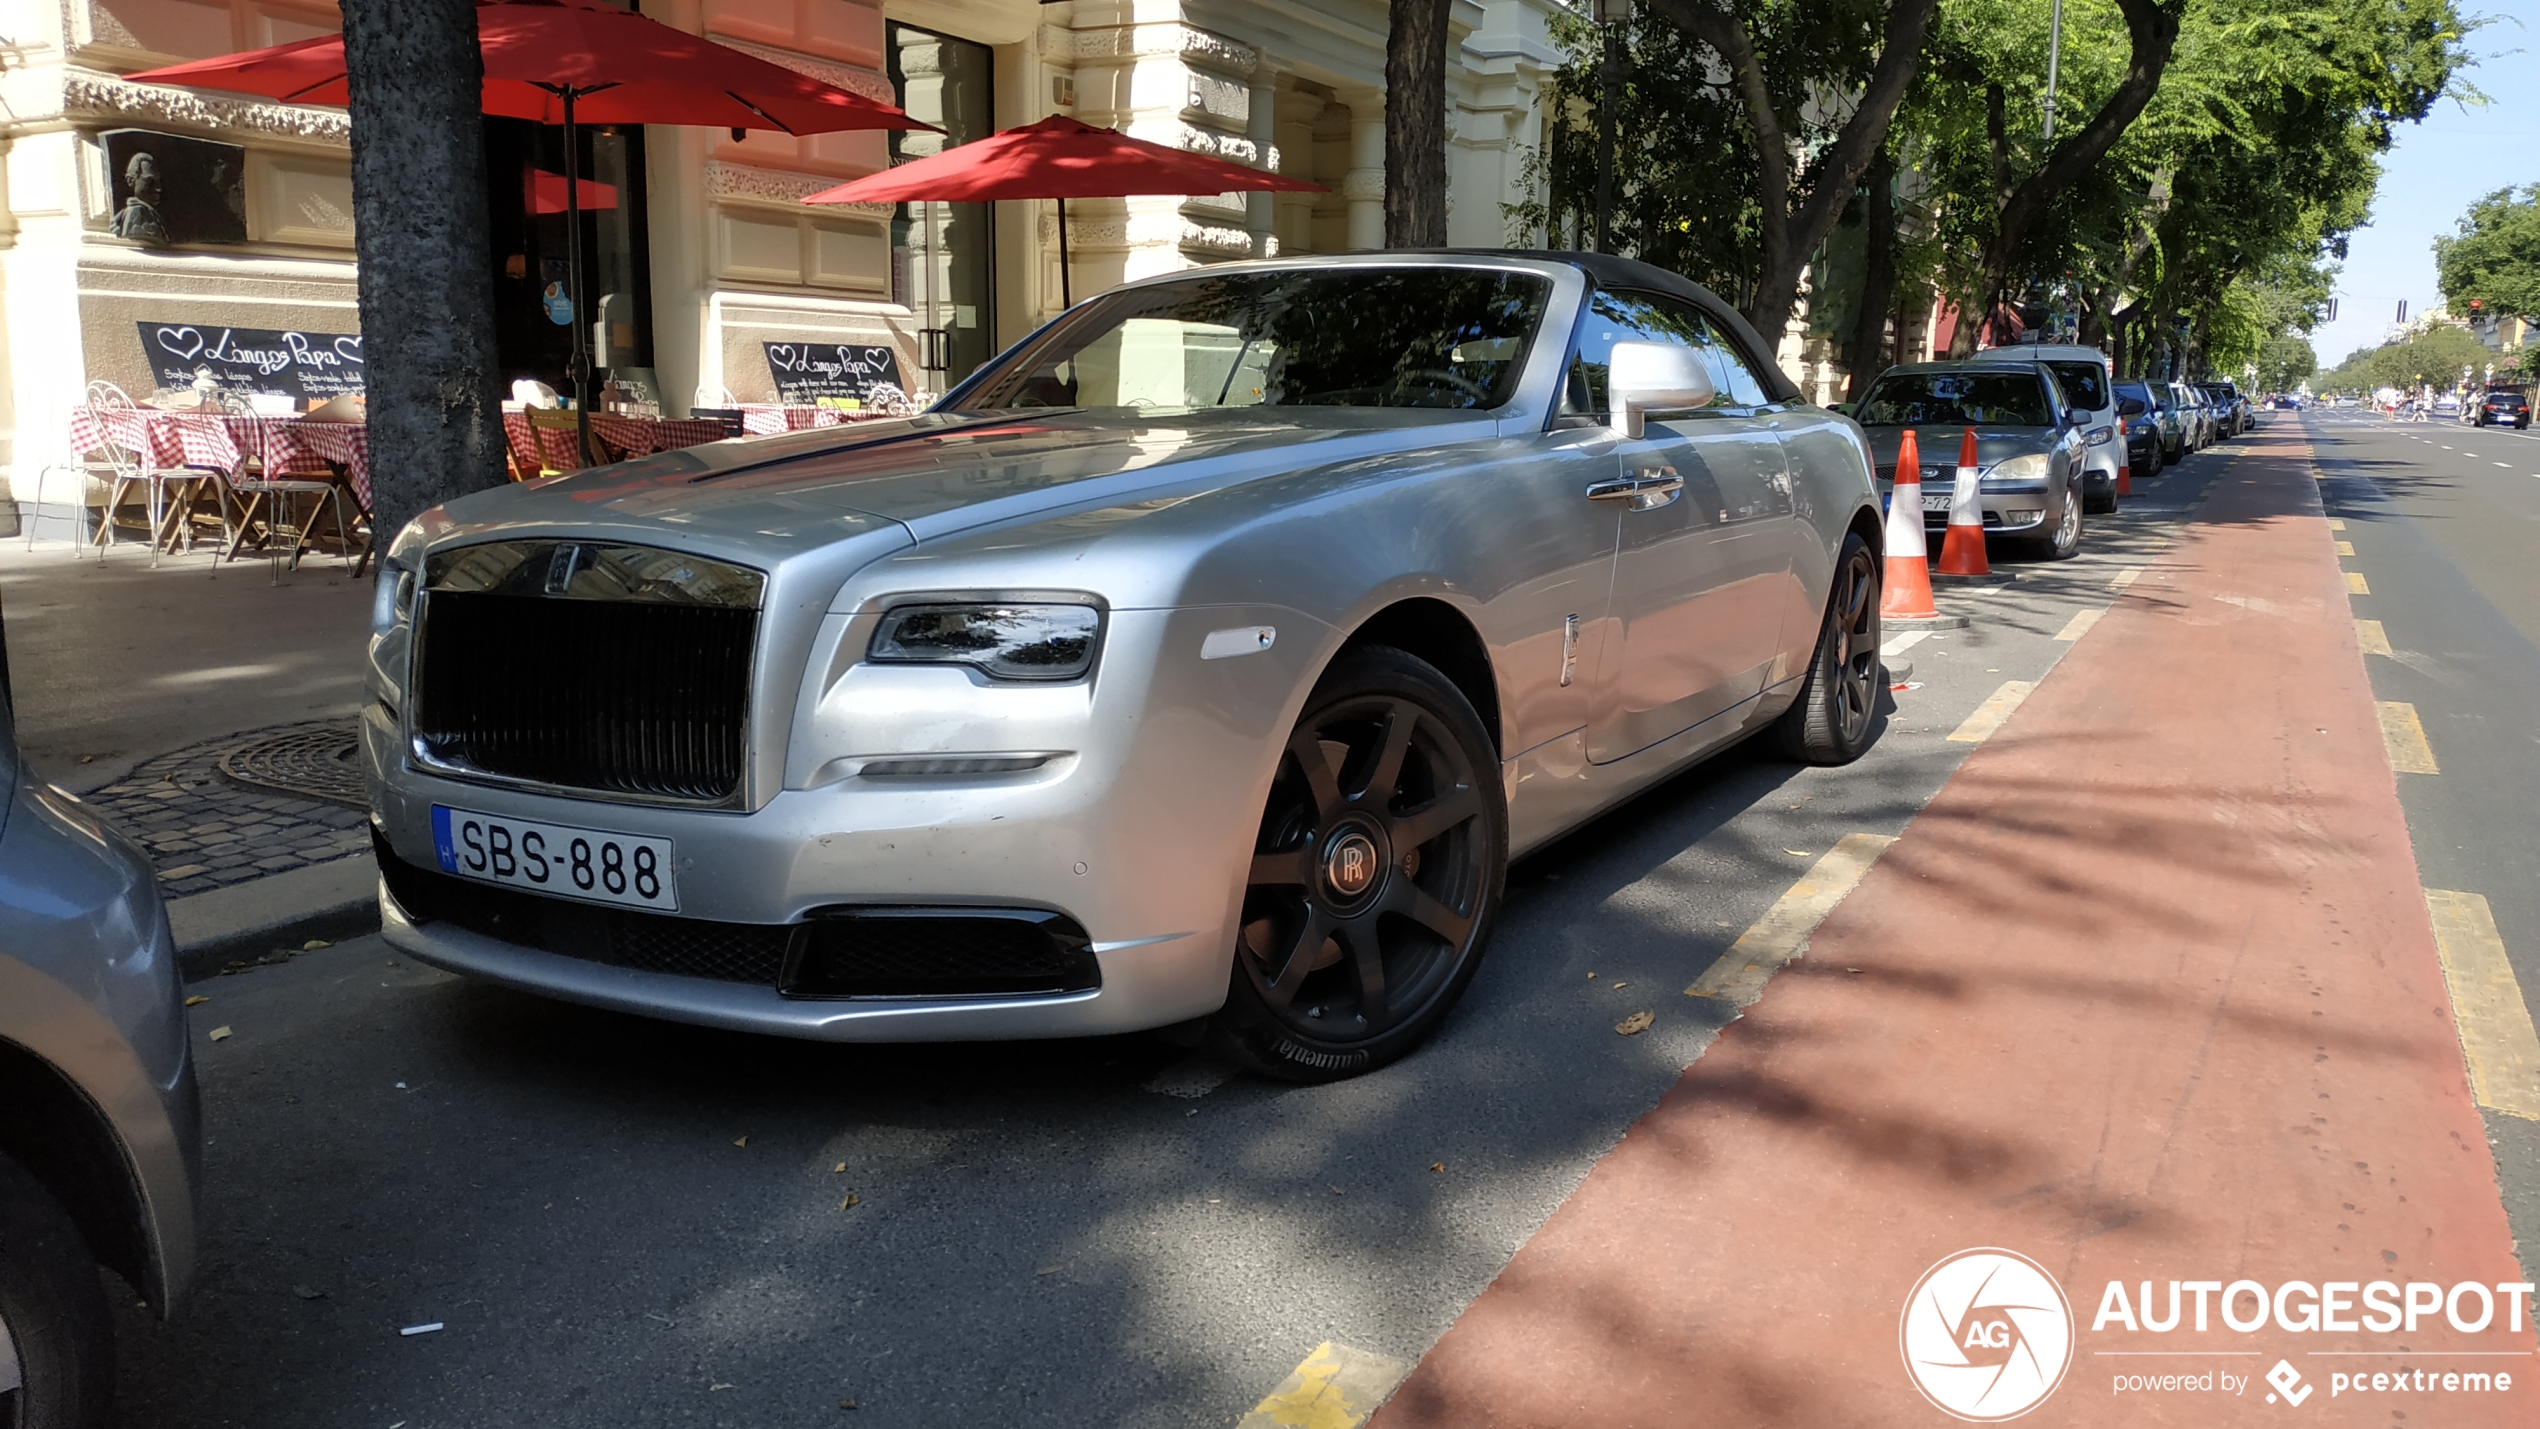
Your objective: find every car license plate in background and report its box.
[432,805,678,911]
[1921,493,1953,512]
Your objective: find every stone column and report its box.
[1339,88,1385,251]
[1246,64,1281,258]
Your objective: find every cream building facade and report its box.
[0,0,1564,526]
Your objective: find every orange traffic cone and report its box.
[1935,426,1991,576]
[2115,416,2134,497]
[1881,428,1941,621]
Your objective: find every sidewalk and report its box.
[1371,430,2535,1426]
[0,540,376,967]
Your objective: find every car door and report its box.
[1566,290,1791,764]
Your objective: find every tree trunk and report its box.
[340,0,505,547]
[1384,0,1453,248]
[1647,0,1938,344]
[1968,0,2183,351]
[1843,153,1897,401]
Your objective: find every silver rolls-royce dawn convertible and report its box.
[364,252,1887,1081]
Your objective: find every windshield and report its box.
[2045,361,2110,412]
[955,267,1551,413]
[1856,371,2053,427]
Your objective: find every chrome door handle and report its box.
[1585,473,1683,500]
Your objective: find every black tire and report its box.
[1774,532,1881,765]
[1210,648,1506,1083]
[2027,479,2084,560]
[0,1153,113,1429]
[2084,474,2118,515]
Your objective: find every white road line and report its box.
[1948,681,2037,744]
[1686,833,1897,1004]
[2425,890,2540,1121]
[1880,630,1931,658]
[2054,609,2102,641]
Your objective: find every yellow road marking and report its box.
[2327,518,2346,530]
[2335,540,2355,556]
[1948,681,2038,744]
[2109,567,2143,591]
[2425,891,2540,1121]
[2346,571,2370,595]
[2054,609,2102,641]
[2376,701,2438,774]
[1687,834,1896,1004]
[2354,619,2392,656]
[1240,1343,1410,1429]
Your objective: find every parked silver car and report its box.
[364,253,1886,1081]
[2028,345,2124,513]
[0,610,199,1428]
[1851,359,2091,558]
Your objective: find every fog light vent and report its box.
[781,908,1097,999]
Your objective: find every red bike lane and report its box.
[1371,429,2534,1427]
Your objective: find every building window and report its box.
[887,22,995,386]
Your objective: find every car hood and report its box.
[1858,426,2062,475]
[432,406,1502,565]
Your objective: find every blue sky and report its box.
[2307,3,2537,366]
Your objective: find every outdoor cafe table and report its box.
[735,404,900,435]
[501,410,729,467]
[65,406,374,509]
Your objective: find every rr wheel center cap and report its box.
[1322,828,1384,901]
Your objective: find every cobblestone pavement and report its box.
[84,719,369,899]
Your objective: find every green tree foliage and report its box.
[2256,332,2319,391]
[2434,188,2540,319]
[2310,323,2493,393]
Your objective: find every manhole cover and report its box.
[217,721,367,810]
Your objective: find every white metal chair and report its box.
[27,381,142,558]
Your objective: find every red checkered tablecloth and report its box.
[67,408,375,510]
[503,411,730,472]
[66,406,242,477]
[735,404,895,435]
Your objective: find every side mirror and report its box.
[2118,397,2147,418]
[1607,341,1716,439]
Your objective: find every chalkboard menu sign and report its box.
[763,341,903,404]
[134,323,365,399]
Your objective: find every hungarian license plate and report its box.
[432,805,678,912]
[1921,492,1953,512]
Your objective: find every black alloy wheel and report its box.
[1213,648,1505,1082]
[0,1152,114,1429]
[1774,531,1881,764]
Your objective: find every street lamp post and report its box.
[2043,0,2064,142]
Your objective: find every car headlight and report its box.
[867,603,1102,681]
[371,520,428,635]
[2085,425,2114,446]
[1981,453,2051,487]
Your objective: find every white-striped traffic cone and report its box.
[1881,427,1940,621]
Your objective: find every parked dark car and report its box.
[2119,397,2165,477]
[0,599,200,1429]
[2115,380,2183,465]
[2477,390,2530,429]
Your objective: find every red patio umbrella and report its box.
[803,114,1325,307]
[128,0,931,451]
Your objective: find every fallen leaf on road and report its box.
[302,938,331,950]
[1430,1162,1445,1173]
[838,1194,861,1210]
[208,1026,232,1042]
[1846,967,1865,974]
[1615,1011,1655,1036]
[1329,1184,1345,1195]
[292,1285,325,1300]
[839,1400,859,1411]
[1586,971,1596,979]
[732,1136,747,1148]
[1612,982,1628,990]
[832,1162,847,1174]
[710,1383,735,1391]
[184,995,209,1006]
[1784,849,1812,857]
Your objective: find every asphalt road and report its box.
[2303,408,2540,1269]
[104,446,2224,1429]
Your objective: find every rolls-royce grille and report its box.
[412,592,756,802]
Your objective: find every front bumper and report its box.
[1879,485,2053,533]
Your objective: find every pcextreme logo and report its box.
[1900,1248,2078,1421]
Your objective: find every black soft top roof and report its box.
[1434,249,1803,405]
